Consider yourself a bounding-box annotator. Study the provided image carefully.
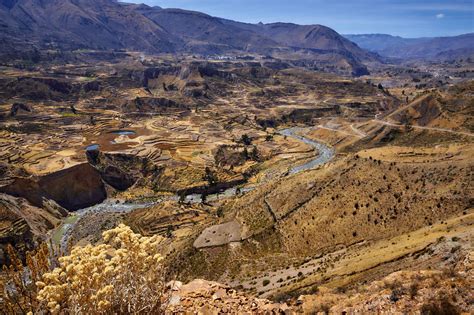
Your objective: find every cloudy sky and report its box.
[125,0,474,37]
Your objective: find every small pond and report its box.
[110,130,136,136]
[85,144,100,151]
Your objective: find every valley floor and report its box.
[0,56,472,313]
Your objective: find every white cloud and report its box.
[436,13,445,19]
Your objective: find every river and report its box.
[56,126,335,250]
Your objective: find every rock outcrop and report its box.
[87,151,161,191]
[167,279,291,314]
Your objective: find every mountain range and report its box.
[0,0,472,72]
[0,0,377,75]
[345,33,474,60]
[0,0,372,58]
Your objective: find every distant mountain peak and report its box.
[345,33,474,60]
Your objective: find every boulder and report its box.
[193,220,242,248]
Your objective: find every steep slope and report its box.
[256,23,377,62]
[136,7,279,54]
[0,0,179,52]
[136,5,376,68]
[0,193,66,264]
[0,163,107,211]
[173,141,473,296]
[220,20,377,62]
[387,81,474,132]
[345,33,474,60]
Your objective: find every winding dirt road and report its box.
[372,119,474,137]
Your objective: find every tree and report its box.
[204,167,218,186]
[240,134,252,145]
[178,192,186,204]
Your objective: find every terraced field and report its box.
[0,56,472,312]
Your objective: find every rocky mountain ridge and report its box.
[0,0,374,75]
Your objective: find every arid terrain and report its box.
[0,0,473,313]
[1,50,472,312]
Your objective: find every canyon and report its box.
[0,0,472,313]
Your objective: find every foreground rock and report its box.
[166,257,473,314]
[167,279,292,314]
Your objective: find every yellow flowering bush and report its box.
[35,224,167,314]
[1,242,54,314]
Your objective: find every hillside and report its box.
[4,223,471,314]
[136,7,279,54]
[235,22,378,62]
[386,81,474,133]
[0,0,179,52]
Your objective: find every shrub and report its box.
[3,224,168,314]
[409,282,419,299]
[41,224,167,313]
[420,297,459,315]
[262,279,271,286]
[320,303,331,314]
[390,288,404,302]
[240,134,252,145]
[1,243,55,314]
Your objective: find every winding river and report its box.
[56,127,334,250]
[279,127,335,174]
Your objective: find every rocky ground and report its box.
[167,245,473,314]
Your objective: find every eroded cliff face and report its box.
[0,194,66,265]
[0,164,107,211]
[87,151,162,191]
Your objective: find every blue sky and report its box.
[125,0,474,37]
